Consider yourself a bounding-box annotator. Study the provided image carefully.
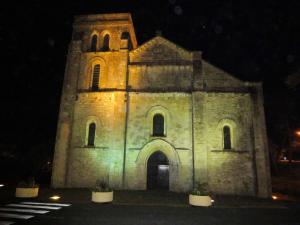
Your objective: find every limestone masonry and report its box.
[52,13,271,197]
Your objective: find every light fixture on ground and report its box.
[272,195,278,200]
[0,184,4,187]
[50,195,60,200]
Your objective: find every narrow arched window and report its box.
[88,123,96,146]
[153,114,164,136]
[102,34,110,51]
[121,32,132,50]
[91,64,100,91]
[91,35,98,51]
[223,126,231,150]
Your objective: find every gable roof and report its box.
[130,36,193,62]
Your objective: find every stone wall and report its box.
[193,92,256,196]
[128,65,193,91]
[66,92,126,188]
[124,92,193,192]
[78,52,128,90]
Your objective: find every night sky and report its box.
[1,0,300,178]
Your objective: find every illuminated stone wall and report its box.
[124,93,193,192]
[66,92,126,188]
[52,13,271,197]
[193,92,255,195]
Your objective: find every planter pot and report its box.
[92,191,113,203]
[189,194,212,207]
[15,187,39,198]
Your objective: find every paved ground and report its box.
[0,187,299,225]
[11,202,300,225]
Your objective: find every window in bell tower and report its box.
[91,64,100,91]
[102,34,110,51]
[91,34,98,51]
[121,32,132,50]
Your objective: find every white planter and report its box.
[15,187,39,198]
[92,191,113,203]
[189,194,212,207]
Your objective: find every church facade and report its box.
[52,13,271,197]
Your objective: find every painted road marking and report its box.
[0,221,15,225]
[6,204,61,210]
[21,202,71,207]
[0,212,33,219]
[0,207,49,214]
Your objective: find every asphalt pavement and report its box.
[0,188,299,225]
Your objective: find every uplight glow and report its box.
[0,184,4,187]
[272,195,278,200]
[50,195,60,200]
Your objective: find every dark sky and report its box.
[1,0,300,155]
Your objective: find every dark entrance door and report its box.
[147,151,169,190]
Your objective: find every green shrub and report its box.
[17,177,39,188]
[92,179,112,192]
[190,183,210,196]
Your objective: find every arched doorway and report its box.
[147,151,169,190]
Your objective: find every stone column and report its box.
[251,83,272,198]
[192,92,208,185]
[51,41,82,188]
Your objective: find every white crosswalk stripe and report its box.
[6,204,61,210]
[0,207,49,214]
[21,202,70,207]
[0,221,15,225]
[0,213,33,219]
[0,201,71,224]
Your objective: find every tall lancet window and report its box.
[223,126,231,150]
[91,64,100,91]
[91,35,98,51]
[88,123,96,146]
[102,34,110,51]
[153,114,164,137]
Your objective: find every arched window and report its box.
[223,126,231,150]
[91,35,98,51]
[102,34,110,51]
[153,114,164,136]
[121,32,132,50]
[88,123,96,146]
[91,64,100,91]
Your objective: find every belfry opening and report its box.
[147,151,169,190]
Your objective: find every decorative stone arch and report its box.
[86,57,107,90]
[217,118,237,150]
[89,31,100,51]
[84,115,101,146]
[146,105,171,137]
[99,30,112,51]
[135,139,180,191]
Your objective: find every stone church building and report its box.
[52,13,271,197]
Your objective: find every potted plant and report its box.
[91,179,113,203]
[15,177,39,198]
[189,183,212,207]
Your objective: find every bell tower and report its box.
[75,13,138,52]
[52,13,137,188]
[73,13,138,90]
